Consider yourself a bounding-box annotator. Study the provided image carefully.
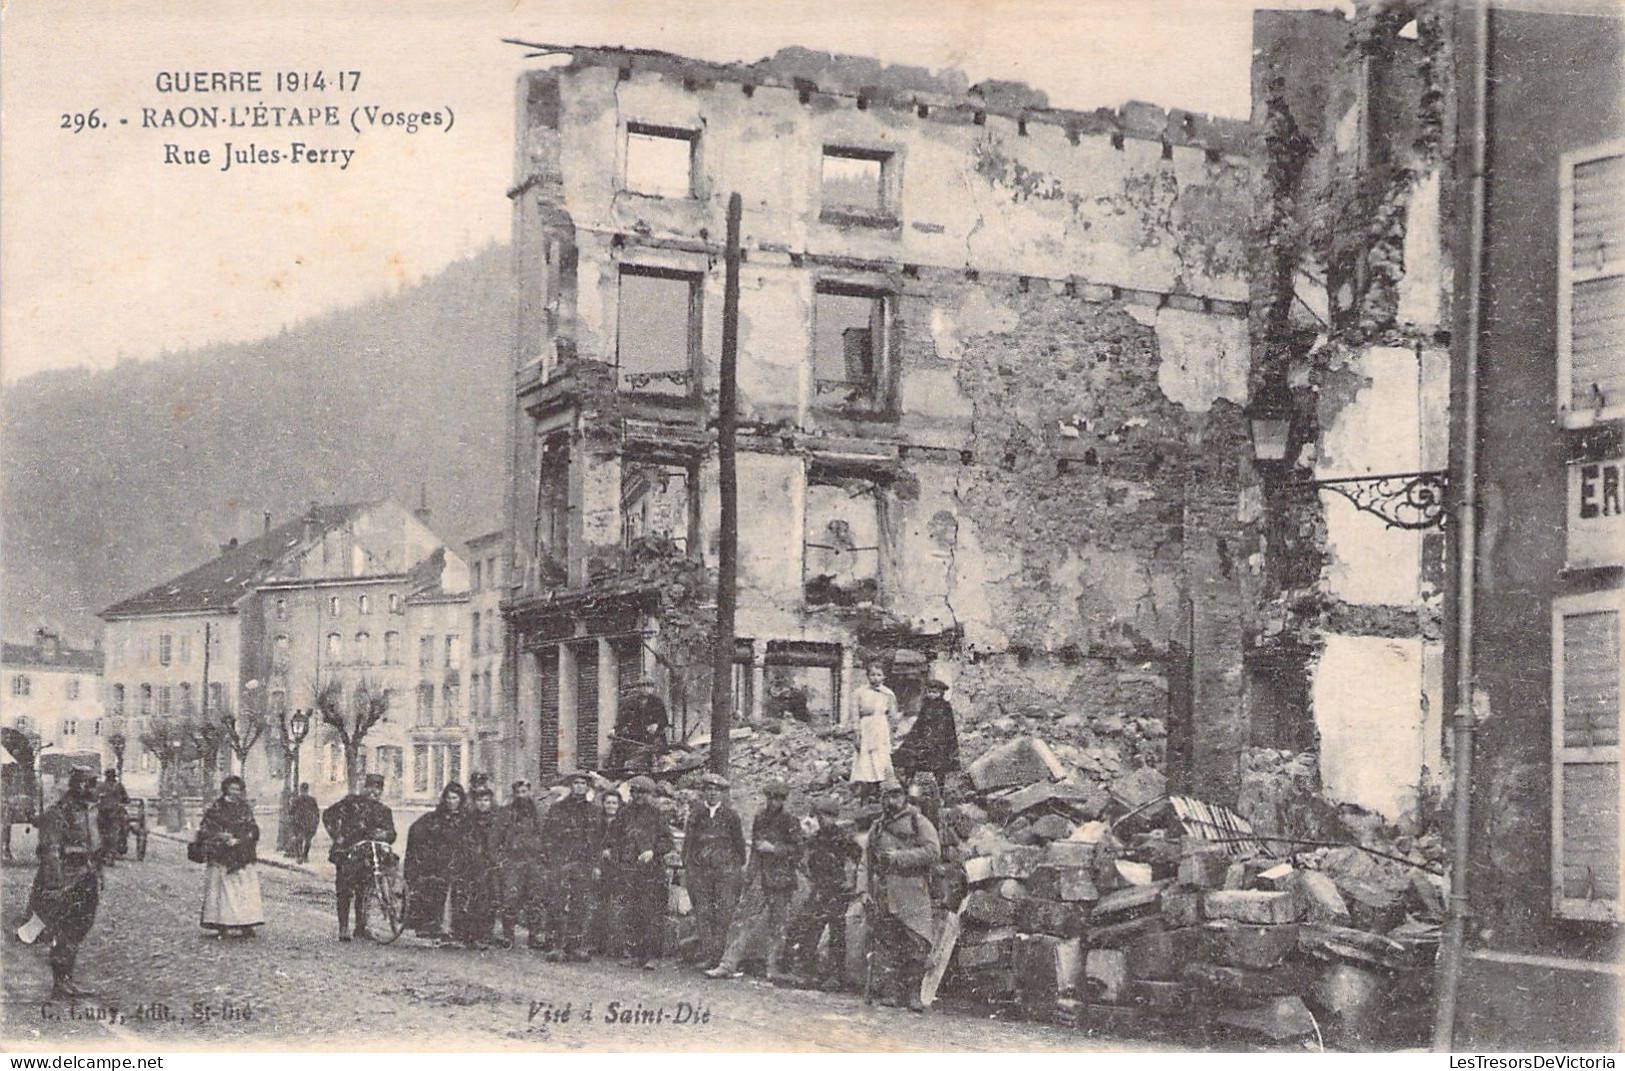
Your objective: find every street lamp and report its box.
[1245,388,1449,531]
[289,708,311,794]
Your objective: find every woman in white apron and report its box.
[198,775,265,937]
[850,660,898,802]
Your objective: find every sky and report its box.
[0,0,1338,384]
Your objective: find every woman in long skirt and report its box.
[850,659,898,803]
[199,776,265,938]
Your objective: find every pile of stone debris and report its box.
[929,735,1446,1049]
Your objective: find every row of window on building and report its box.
[108,681,226,718]
[268,631,477,668]
[310,738,463,798]
[598,267,894,409]
[622,123,896,220]
[8,675,84,699]
[110,631,221,669]
[7,713,102,739]
[533,454,884,607]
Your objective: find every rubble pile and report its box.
[930,736,1445,1050]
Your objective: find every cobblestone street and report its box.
[1,833,1174,1052]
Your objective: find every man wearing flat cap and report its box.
[322,772,396,941]
[543,771,600,961]
[707,779,802,980]
[683,773,745,970]
[609,676,669,774]
[613,776,674,968]
[497,778,548,950]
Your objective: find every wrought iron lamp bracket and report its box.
[1298,470,1450,530]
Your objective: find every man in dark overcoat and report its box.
[290,782,321,864]
[683,773,745,970]
[94,769,129,864]
[321,772,396,941]
[611,776,674,968]
[34,768,102,997]
[543,771,600,961]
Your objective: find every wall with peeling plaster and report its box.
[1252,4,1454,824]
[504,46,1260,798]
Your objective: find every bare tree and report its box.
[219,695,267,778]
[138,715,201,829]
[314,678,389,791]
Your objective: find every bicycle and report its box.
[349,839,406,944]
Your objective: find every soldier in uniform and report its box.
[683,773,745,970]
[785,795,861,989]
[496,778,547,950]
[865,776,939,1012]
[94,769,130,865]
[34,767,102,997]
[707,780,802,980]
[321,772,396,942]
[542,771,600,962]
[613,775,673,969]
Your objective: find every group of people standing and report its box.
[22,666,962,1010]
[327,769,674,965]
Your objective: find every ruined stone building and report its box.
[500,44,1264,791]
[1251,7,1454,826]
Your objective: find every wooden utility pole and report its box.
[710,192,742,775]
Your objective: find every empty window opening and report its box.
[533,436,571,581]
[821,149,890,218]
[617,269,697,393]
[622,460,695,552]
[814,287,889,411]
[625,125,696,198]
[764,641,843,727]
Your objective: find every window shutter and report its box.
[1553,595,1623,921]
[1561,145,1625,427]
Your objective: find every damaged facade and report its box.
[501,45,1263,794]
[1257,1,1622,1049]
[1250,5,1454,829]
